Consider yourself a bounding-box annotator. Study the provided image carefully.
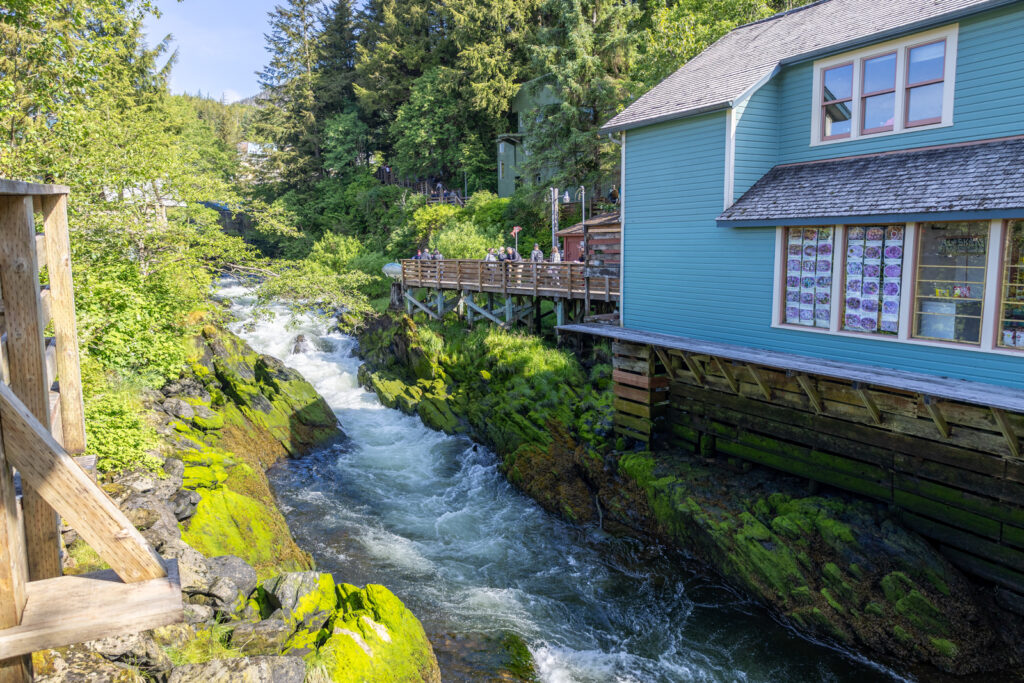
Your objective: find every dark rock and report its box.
[162,378,211,401]
[207,555,258,598]
[162,398,195,421]
[125,506,159,531]
[161,540,211,596]
[163,457,185,479]
[168,656,305,683]
[249,392,274,415]
[140,388,166,408]
[261,572,337,632]
[207,575,243,610]
[183,604,214,625]
[32,644,145,682]
[170,489,201,522]
[291,334,312,354]
[230,619,292,656]
[86,631,173,674]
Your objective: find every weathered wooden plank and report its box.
[0,180,69,197]
[894,473,1024,530]
[923,396,951,439]
[0,382,166,582]
[853,382,882,425]
[614,397,664,420]
[900,512,1024,574]
[893,453,1024,507]
[711,357,738,394]
[670,381,1004,476]
[0,195,61,583]
[612,341,649,359]
[614,412,653,435]
[991,408,1021,460]
[892,490,1001,539]
[613,383,663,404]
[745,364,772,401]
[557,323,1024,415]
[938,547,1024,594]
[612,355,652,374]
[612,369,669,390]
[0,562,181,659]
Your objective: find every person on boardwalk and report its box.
[530,243,544,262]
[484,248,498,262]
[432,248,443,260]
[550,246,561,263]
[548,246,562,287]
[412,249,423,260]
[506,246,521,262]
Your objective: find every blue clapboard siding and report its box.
[623,125,1024,391]
[776,3,1024,163]
[733,79,780,200]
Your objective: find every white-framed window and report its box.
[773,219,1024,355]
[810,25,957,146]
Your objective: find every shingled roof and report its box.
[602,0,1006,133]
[717,137,1024,226]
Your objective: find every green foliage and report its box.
[82,374,162,474]
[165,625,244,666]
[387,203,466,256]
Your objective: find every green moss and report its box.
[891,624,914,645]
[64,539,110,575]
[894,589,949,636]
[864,601,884,617]
[310,583,440,683]
[165,624,243,666]
[500,632,537,681]
[881,571,915,604]
[181,487,311,578]
[929,637,959,658]
[820,587,846,614]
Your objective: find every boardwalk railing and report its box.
[401,259,620,301]
[0,181,180,681]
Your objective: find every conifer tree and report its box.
[254,0,327,189]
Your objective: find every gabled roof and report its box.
[603,0,1008,133]
[717,137,1024,226]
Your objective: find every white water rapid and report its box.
[219,281,902,682]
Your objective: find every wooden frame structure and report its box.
[562,321,1024,611]
[0,181,180,682]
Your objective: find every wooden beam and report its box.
[853,382,882,426]
[745,364,772,401]
[678,352,705,387]
[0,195,60,582]
[0,563,181,659]
[990,407,1020,459]
[711,357,738,394]
[464,296,506,327]
[403,291,439,320]
[923,395,951,439]
[42,195,85,455]
[652,347,675,380]
[0,382,167,582]
[793,372,823,414]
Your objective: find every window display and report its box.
[843,225,903,334]
[913,221,988,344]
[1000,220,1024,349]
[785,227,833,327]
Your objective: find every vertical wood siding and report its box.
[733,79,780,200]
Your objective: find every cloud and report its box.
[222,89,242,104]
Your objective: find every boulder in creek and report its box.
[260,572,337,632]
[168,656,305,683]
[291,334,313,354]
[230,619,293,656]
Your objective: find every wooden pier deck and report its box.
[401,259,620,302]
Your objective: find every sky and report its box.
[145,0,282,103]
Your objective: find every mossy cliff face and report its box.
[164,324,341,577]
[355,313,1023,675]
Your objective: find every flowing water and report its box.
[219,281,905,682]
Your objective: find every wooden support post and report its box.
[679,352,705,387]
[464,295,506,327]
[853,382,882,425]
[990,407,1020,459]
[711,357,738,394]
[404,291,439,320]
[505,296,513,326]
[745,364,772,401]
[653,347,675,380]
[405,290,413,316]
[464,292,473,325]
[555,299,565,327]
[793,372,823,414]
[0,425,30,682]
[533,297,541,334]
[436,290,444,318]
[922,395,951,439]
[0,195,61,582]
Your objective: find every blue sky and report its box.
[146,0,283,102]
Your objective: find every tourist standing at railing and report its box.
[549,246,562,287]
[432,248,443,260]
[412,249,424,260]
[485,248,498,262]
[529,243,544,263]
[506,246,521,262]
[550,246,561,263]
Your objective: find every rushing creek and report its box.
[219,282,905,682]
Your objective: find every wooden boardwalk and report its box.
[401,259,620,301]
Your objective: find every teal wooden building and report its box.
[564,0,1024,612]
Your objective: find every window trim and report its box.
[772,219,1024,356]
[821,61,854,141]
[860,51,897,135]
[809,25,957,147]
[904,38,947,128]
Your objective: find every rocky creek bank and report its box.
[354,312,1024,678]
[37,323,440,683]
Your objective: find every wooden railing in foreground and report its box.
[0,181,180,682]
[401,258,620,301]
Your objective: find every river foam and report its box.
[218,281,906,682]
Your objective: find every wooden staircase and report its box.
[0,180,181,682]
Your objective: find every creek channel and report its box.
[219,281,906,682]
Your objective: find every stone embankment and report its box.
[355,312,1024,676]
[36,324,440,683]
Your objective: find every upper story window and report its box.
[811,26,957,146]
